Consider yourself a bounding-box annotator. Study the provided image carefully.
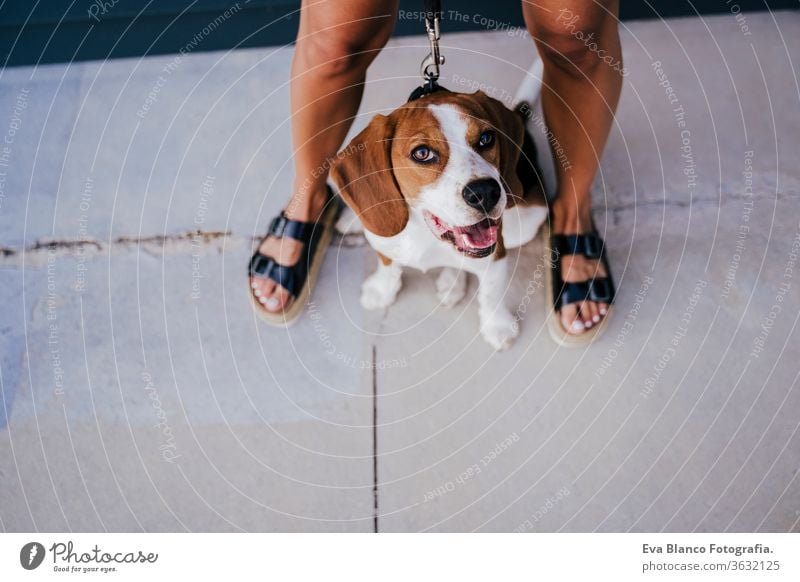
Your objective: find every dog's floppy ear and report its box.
[473,91,525,205]
[330,114,409,238]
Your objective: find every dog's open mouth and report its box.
[423,210,498,258]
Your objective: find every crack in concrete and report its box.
[0,229,367,267]
[1,230,230,256]
[0,230,233,267]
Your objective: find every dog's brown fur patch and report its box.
[390,105,450,202]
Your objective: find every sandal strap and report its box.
[268,211,317,243]
[553,233,605,259]
[249,190,340,301]
[551,229,615,309]
[554,277,615,309]
[249,253,308,298]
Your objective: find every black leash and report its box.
[408,0,448,101]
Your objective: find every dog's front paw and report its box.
[480,310,520,351]
[436,268,467,307]
[360,270,401,310]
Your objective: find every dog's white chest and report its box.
[365,211,470,272]
[364,205,548,274]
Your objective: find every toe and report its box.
[255,279,277,308]
[250,280,259,299]
[560,303,585,335]
[598,302,609,318]
[587,301,601,325]
[578,301,594,330]
[267,285,293,312]
[263,296,281,312]
[250,277,267,300]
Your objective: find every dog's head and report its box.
[331,91,524,258]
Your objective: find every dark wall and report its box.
[1,0,797,67]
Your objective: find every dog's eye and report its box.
[478,131,495,148]
[411,145,435,163]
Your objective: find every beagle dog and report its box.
[331,63,547,349]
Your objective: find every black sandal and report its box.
[544,223,615,346]
[248,193,341,327]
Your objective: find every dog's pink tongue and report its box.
[453,220,497,250]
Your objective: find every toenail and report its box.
[251,282,258,290]
[593,315,600,323]
[600,307,608,315]
[569,320,585,333]
[265,297,280,310]
[253,288,261,297]
[259,296,268,305]
[584,320,593,329]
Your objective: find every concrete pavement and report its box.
[1,10,799,532]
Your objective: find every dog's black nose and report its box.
[462,178,501,212]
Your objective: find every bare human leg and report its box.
[251,0,399,312]
[522,0,622,334]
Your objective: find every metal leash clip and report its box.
[408,0,448,101]
[421,6,445,88]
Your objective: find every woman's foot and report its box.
[555,250,610,335]
[551,203,611,336]
[250,187,330,313]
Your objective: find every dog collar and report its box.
[407,80,450,102]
